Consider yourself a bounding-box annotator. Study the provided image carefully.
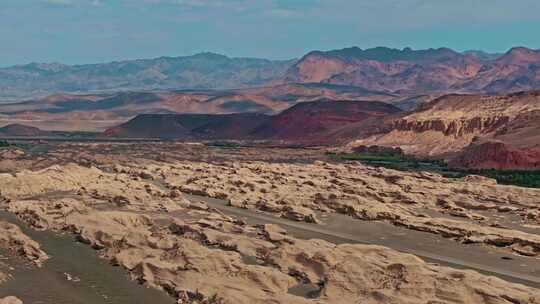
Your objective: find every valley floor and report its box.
[0,141,539,303]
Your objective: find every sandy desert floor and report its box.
[0,141,539,303]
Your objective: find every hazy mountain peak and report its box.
[0,52,294,101]
[462,50,502,61]
[301,46,462,63]
[190,52,230,60]
[498,47,540,64]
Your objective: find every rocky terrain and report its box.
[2,90,538,172]
[0,297,22,304]
[0,221,49,267]
[346,91,540,169]
[285,46,540,95]
[449,141,540,170]
[0,218,48,304]
[249,100,400,141]
[102,90,540,170]
[133,160,540,257]
[0,142,539,303]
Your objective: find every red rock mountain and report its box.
[449,141,540,170]
[250,99,401,141]
[105,100,401,141]
[284,47,540,95]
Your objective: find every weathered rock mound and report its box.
[0,296,23,304]
[0,221,49,267]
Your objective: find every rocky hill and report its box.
[104,113,270,139]
[250,99,401,141]
[0,124,52,137]
[347,91,540,169]
[449,141,540,170]
[105,99,401,141]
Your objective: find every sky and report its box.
[1,0,540,66]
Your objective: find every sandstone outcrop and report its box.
[0,297,23,304]
[0,221,48,267]
[347,91,540,168]
[450,141,540,169]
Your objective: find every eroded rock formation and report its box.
[1,149,540,303]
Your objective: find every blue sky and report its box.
[1,0,539,66]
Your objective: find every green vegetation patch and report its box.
[51,131,100,138]
[338,153,406,162]
[327,151,540,188]
[205,141,242,148]
[465,169,540,188]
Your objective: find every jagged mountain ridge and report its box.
[284,46,540,95]
[1,46,537,102]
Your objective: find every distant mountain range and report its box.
[285,46,540,95]
[0,53,294,101]
[1,46,540,170]
[1,46,540,101]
